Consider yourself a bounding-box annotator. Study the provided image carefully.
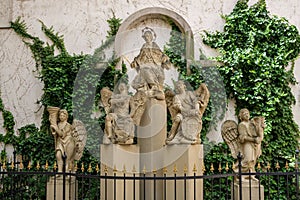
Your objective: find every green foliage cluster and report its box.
[8,15,124,174]
[202,0,300,198]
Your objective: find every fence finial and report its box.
[81,162,85,173]
[45,160,49,171]
[210,163,214,172]
[88,163,92,173]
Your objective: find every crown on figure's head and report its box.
[142,27,157,41]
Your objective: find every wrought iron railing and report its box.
[0,151,299,200]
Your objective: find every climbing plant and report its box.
[202,0,300,198]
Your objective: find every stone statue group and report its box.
[100,27,210,146]
[47,27,265,182]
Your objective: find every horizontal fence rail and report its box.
[0,152,299,199]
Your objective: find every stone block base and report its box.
[232,181,264,200]
[47,176,77,200]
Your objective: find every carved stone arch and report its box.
[115,7,194,73]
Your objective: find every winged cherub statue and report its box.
[47,107,87,172]
[221,108,265,182]
[165,81,210,145]
[100,83,145,144]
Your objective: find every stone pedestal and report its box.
[100,144,140,200]
[47,176,77,200]
[163,144,203,200]
[137,98,167,200]
[232,181,264,200]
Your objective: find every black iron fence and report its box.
[0,152,299,200]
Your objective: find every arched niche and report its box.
[115,7,194,74]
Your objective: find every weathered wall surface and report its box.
[0,0,299,142]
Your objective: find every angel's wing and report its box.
[72,119,87,161]
[221,120,239,159]
[129,91,147,125]
[164,89,178,120]
[100,87,113,114]
[194,83,210,115]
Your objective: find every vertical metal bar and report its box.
[174,173,177,200]
[54,168,57,200]
[114,172,116,200]
[267,167,270,200]
[225,176,228,200]
[184,172,187,200]
[296,150,299,200]
[164,173,167,200]
[153,173,156,200]
[286,174,289,199]
[258,174,261,200]
[143,173,146,200]
[62,153,66,200]
[123,172,126,200]
[237,152,242,200]
[249,170,251,200]
[133,173,136,200]
[232,174,235,200]
[194,172,196,200]
[105,172,107,200]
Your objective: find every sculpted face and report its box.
[59,111,68,122]
[143,31,153,43]
[118,83,127,93]
[175,81,186,94]
[241,110,250,121]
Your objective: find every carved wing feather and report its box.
[72,119,87,160]
[221,120,239,159]
[194,83,210,115]
[100,87,113,114]
[164,89,178,120]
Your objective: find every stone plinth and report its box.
[137,98,167,200]
[232,181,264,200]
[47,176,77,200]
[163,144,203,200]
[100,144,140,200]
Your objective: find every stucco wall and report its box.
[0,0,299,142]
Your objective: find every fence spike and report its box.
[218,162,222,173]
[173,164,177,173]
[193,163,197,173]
[53,161,57,171]
[285,161,289,170]
[153,167,157,175]
[143,165,146,174]
[163,167,168,174]
[257,162,261,170]
[132,165,137,173]
[36,161,40,170]
[88,163,92,173]
[113,165,117,173]
[232,162,235,170]
[2,161,6,170]
[27,161,31,170]
[74,161,78,172]
[123,164,127,173]
[201,162,206,174]
[183,164,188,173]
[96,164,100,173]
[275,161,280,170]
[103,165,108,173]
[81,162,85,173]
[266,162,271,171]
[225,162,229,172]
[11,160,15,170]
[45,160,49,171]
[210,163,214,172]
[19,160,24,170]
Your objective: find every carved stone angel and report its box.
[130,27,171,95]
[47,107,87,172]
[221,108,265,181]
[165,81,210,145]
[100,83,144,145]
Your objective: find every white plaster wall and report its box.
[0,0,299,142]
